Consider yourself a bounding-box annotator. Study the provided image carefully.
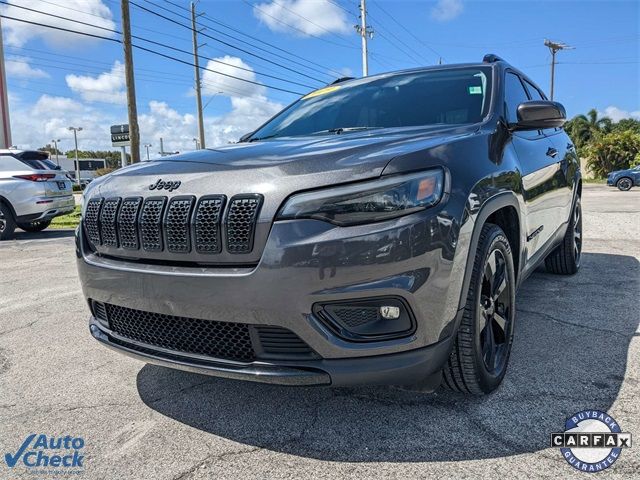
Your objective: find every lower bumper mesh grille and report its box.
[96,302,316,362]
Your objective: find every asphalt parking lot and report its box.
[0,184,638,479]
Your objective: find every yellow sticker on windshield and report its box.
[302,85,341,99]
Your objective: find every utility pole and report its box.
[144,143,152,160]
[121,0,140,163]
[544,39,573,101]
[120,146,127,168]
[51,139,61,166]
[0,18,12,149]
[68,127,82,186]
[191,2,205,149]
[354,0,373,77]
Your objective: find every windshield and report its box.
[249,67,492,141]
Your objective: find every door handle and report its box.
[546,147,558,158]
[566,143,574,150]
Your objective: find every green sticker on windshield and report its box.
[468,86,482,95]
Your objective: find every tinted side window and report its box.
[504,72,530,123]
[523,79,545,101]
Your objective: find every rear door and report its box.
[504,71,563,257]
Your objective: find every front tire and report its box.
[17,220,51,232]
[617,177,633,191]
[443,223,516,395]
[0,202,16,240]
[545,197,582,275]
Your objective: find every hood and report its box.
[91,124,477,200]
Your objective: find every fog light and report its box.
[313,297,415,341]
[380,306,400,319]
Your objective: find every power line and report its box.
[161,0,343,79]
[244,0,359,50]
[133,0,327,84]
[369,0,443,62]
[1,1,317,90]
[0,14,306,95]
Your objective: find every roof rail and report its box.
[483,54,506,63]
[330,77,354,85]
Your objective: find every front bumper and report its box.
[77,203,471,386]
[89,316,455,386]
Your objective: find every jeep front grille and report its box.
[83,194,262,256]
[95,302,317,362]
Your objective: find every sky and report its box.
[1,0,639,157]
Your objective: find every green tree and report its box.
[38,144,63,155]
[612,118,640,134]
[584,130,640,177]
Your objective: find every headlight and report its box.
[277,168,444,226]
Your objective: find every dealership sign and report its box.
[111,124,130,147]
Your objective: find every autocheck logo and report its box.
[4,434,85,472]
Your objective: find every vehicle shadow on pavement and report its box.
[13,229,76,240]
[136,252,639,462]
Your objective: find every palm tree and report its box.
[576,109,612,134]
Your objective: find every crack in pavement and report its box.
[172,447,263,480]
[517,308,633,338]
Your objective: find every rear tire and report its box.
[617,177,633,191]
[545,197,582,275]
[443,223,516,395]
[17,220,51,232]
[0,202,16,240]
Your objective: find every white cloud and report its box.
[65,61,126,105]
[5,56,49,78]
[9,55,284,155]
[201,56,265,98]
[0,0,116,47]
[253,0,350,36]
[600,106,640,122]
[9,94,116,151]
[431,0,463,22]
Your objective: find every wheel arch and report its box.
[0,195,17,219]
[457,192,523,311]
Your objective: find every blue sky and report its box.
[2,0,638,155]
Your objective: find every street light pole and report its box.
[144,143,152,160]
[68,127,82,185]
[192,138,200,149]
[51,139,61,166]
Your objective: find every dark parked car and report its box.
[607,165,640,191]
[76,55,581,395]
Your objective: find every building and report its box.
[53,155,106,182]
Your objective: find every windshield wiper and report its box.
[326,126,383,134]
[248,134,279,142]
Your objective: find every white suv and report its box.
[0,149,74,240]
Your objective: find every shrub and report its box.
[584,130,640,178]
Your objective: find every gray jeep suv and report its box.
[76,55,581,394]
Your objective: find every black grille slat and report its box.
[226,195,262,254]
[106,304,255,362]
[140,197,166,251]
[85,193,262,256]
[84,198,103,245]
[194,195,225,254]
[255,326,315,355]
[99,198,121,247]
[164,196,195,253]
[118,198,142,249]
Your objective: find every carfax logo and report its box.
[551,410,632,472]
[4,434,85,472]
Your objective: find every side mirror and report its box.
[512,100,566,130]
